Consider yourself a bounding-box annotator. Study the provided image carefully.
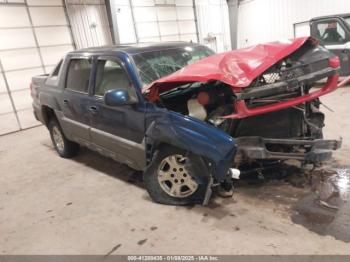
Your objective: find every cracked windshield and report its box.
[132,46,214,87]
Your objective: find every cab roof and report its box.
[68,41,204,56]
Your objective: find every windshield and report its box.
[132,45,215,87]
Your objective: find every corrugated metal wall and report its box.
[237,0,350,48]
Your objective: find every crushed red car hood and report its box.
[143,37,312,94]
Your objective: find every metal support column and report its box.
[227,0,238,49]
[192,0,200,43]
[105,0,118,44]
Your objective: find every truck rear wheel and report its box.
[48,119,79,158]
[143,145,210,205]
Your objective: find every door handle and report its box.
[89,106,99,114]
[63,99,69,105]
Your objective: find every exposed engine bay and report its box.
[156,79,326,160]
[158,81,233,123]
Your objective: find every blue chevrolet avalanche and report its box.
[31,42,237,206]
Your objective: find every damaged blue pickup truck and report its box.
[31,42,237,206]
[31,38,341,205]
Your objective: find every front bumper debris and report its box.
[235,136,342,163]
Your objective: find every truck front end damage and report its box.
[220,38,342,164]
[143,37,342,166]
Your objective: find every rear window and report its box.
[66,58,92,93]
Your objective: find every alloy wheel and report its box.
[52,126,64,152]
[157,154,198,198]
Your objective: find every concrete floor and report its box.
[1,88,350,255]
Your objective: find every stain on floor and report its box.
[236,164,350,242]
[105,243,122,256]
[137,239,147,245]
[292,167,350,242]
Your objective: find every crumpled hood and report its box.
[143,37,312,94]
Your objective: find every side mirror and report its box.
[104,89,137,106]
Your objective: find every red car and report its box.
[143,37,342,166]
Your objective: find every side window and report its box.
[66,58,92,93]
[94,59,136,98]
[316,20,346,44]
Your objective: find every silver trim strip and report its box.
[91,127,145,150]
[62,116,89,129]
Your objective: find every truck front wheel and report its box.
[48,120,79,158]
[143,145,210,205]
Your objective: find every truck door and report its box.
[311,18,350,75]
[88,56,146,170]
[60,57,92,142]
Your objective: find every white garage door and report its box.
[0,0,75,135]
[113,0,198,44]
[65,0,113,49]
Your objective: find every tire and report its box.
[143,145,210,205]
[48,119,79,158]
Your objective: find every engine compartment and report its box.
[157,81,235,122]
[156,80,323,139]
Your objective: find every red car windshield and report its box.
[132,45,214,87]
